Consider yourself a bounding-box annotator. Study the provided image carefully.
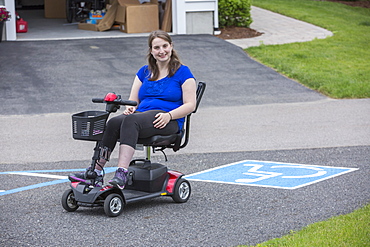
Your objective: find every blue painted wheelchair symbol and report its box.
[186,160,358,189]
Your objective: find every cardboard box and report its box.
[161,0,172,32]
[115,4,126,24]
[78,22,99,31]
[116,0,159,34]
[44,0,66,19]
[97,3,118,31]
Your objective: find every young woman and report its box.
[69,30,197,189]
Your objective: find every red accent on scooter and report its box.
[100,185,113,191]
[71,182,79,188]
[166,170,183,193]
[104,93,117,102]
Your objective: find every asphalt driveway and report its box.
[0,35,369,246]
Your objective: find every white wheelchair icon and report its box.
[235,164,327,183]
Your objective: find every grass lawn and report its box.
[239,1,370,246]
[243,203,370,247]
[247,0,370,98]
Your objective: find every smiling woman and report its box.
[69,30,197,189]
[147,30,182,80]
[151,38,172,63]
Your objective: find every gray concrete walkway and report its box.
[1,98,369,164]
[227,6,333,48]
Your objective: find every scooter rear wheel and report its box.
[104,193,124,217]
[172,178,191,203]
[62,189,79,212]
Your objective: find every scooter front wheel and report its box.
[172,178,191,203]
[104,193,124,217]
[62,189,79,212]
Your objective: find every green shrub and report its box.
[218,0,252,28]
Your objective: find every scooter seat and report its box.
[136,82,206,151]
[137,132,182,147]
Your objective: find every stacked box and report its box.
[116,0,159,33]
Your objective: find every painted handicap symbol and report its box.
[235,164,327,183]
[186,160,358,189]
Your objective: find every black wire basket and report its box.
[72,111,109,141]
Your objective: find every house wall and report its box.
[3,0,16,41]
[173,0,218,34]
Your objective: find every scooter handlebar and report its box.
[92,98,137,106]
[92,98,105,103]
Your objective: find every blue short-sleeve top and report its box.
[136,64,195,131]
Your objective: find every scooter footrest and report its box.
[77,202,102,207]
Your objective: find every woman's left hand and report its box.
[153,112,172,129]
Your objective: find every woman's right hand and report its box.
[123,106,136,115]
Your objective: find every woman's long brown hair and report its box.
[147,30,182,81]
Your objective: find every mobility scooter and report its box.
[61,82,206,217]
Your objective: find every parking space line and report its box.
[8,172,68,180]
[0,167,117,196]
[0,179,69,196]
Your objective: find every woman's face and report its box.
[151,37,173,63]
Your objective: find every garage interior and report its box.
[14,1,160,41]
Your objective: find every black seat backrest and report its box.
[194,81,206,114]
[137,81,206,151]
